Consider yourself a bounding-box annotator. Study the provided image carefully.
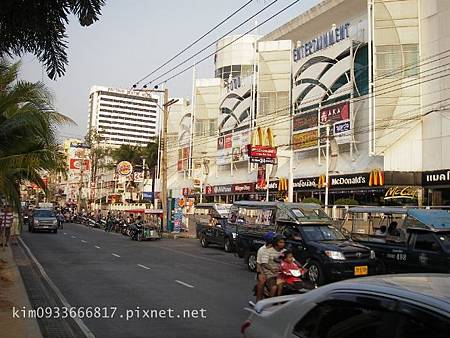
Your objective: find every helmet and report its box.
[263,231,276,243]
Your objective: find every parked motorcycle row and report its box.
[70,213,162,241]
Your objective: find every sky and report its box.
[19,0,320,139]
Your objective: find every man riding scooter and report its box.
[255,231,276,302]
[259,235,286,298]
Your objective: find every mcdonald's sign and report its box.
[278,178,288,192]
[317,175,328,189]
[369,169,384,187]
[247,127,277,164]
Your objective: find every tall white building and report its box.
[87,86,160,147]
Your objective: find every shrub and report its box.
[302,197,321,205]
[334,198,359,206]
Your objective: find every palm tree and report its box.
[0,0,106,79]
[0,59,72,210]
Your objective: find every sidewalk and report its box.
[0,243,42,338]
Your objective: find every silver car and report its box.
[29,208,58,233]
[242,274,450,338]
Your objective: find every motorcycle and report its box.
[253,260,316,300]
[129,222,144,241]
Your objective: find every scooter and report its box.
[129,222,143,241]
[253,260,316,300]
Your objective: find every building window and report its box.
[195,119,217,136]
[376,44,419,78]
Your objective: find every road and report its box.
[21,223,255,338]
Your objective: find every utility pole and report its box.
[132,86,178,232]
[161,88,169,232]
[325,125,330,214]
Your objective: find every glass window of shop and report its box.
[259,91,289,117]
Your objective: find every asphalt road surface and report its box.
[21,223,255,338]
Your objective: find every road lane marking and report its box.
[112,253,121,258]
[18,238,95,338]
[71,236,76,239]
[94,245,101,249]
[81,240,87,243]
[63,233,67,235]
[175,280,194,288]
[137,264,151,270]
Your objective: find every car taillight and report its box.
[240,320,251,334]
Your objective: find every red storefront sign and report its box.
[69,159,90,171]
[224,135,232,148]
[247,145,277,158]
[320,101,349,124]
[232,183,255,193]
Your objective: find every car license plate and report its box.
[354,266,368,276]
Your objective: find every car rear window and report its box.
[34,209,55,218]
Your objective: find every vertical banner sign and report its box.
[256,164,267,189]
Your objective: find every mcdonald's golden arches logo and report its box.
[251,127,275,147]
[317,175,328,189]
[278,178,288,191]
[369,169,384,186]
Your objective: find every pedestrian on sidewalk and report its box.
[0,205,14,250]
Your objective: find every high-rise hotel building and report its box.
[87,86,159,147]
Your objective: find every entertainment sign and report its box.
[293,23,350,62]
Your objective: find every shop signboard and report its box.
[333,119,352,144]
[232,183,254,193]
[293,177,318,190]
[422,169,450,186]
[213,185,233,194]
[330,173,369,188]
[320,101,350,125]
[292,130,318,151]
[117,161,133,176]
[69,159,90,171]
[256,164,267,190]
[217,130,249,165]
[384,186,419,200]
[293,110,318,132]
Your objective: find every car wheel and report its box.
[245,251,257,272]
[29,226,33,233]
[53,229,58,234]
[308,260,324,285]
[224,238,233,252]
[200,235,208,248]
[137,233,143,242]
[376,259,386,275]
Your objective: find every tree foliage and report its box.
[0,0,106,79]
[0,59,73,209]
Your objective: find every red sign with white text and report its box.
[247,145,277,158]
[69,159,90,171]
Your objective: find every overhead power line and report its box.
[146,0,302,87]
[132,0,255,87]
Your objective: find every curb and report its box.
[162,233,197,240]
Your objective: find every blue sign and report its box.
[334,120,351,134]
[143,192,154,200]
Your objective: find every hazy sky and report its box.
[20,0,320,139]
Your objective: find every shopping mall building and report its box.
[167,0,450,207]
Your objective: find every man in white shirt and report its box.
[255,231,275,301]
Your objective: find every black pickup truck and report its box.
[232,201,376,285]
[343,207,450,274]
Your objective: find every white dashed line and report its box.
[112,253,121,258]
[94,245,101,249]
[137,264,151,270]
[63,233,67,235]
[81,240,87,243]
[175,280,194,288]
[71,236,76,239]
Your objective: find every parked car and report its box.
[233,201,376,285]
[29,208,58,233]
[193,203,236,252]
[241,274,450,338]
[192,203,231,238]
[342,207,450,274]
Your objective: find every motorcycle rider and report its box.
[255,231,276,302]
[277,250,305,296]
[260,235,286,298]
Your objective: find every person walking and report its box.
[0,205,14,250]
